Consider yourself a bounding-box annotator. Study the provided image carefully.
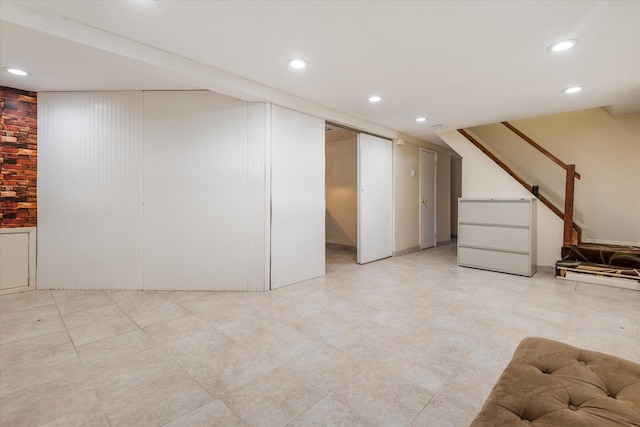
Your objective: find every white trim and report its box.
[0,227,37,294]
[558,270,640,291]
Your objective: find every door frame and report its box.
[419,148,437,249]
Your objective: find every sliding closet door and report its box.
[38,92,144,289]
[357,133,392,264]
[143,91,250,291]
[270,105,325,289]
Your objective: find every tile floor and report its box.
[1,243,639,426]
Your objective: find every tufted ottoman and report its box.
[470,337,640,426]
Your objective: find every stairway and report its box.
[556,243,640,290]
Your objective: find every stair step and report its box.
[556,260,640,291]
[561,243,640,268]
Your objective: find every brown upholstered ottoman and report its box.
[470,337,640,426]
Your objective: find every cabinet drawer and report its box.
[458,247,532,276]
[459,200,530,226]
[458,224,530,252]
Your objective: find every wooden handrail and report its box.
[563,165,577,246]
[457,129,533,191]
[457,128,581,239]
[501,121,581,180]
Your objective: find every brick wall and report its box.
[1,86,37,228]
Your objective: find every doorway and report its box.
[325,125,358,264]
[420,149,437,249]
[324,124,393,265]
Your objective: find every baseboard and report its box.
[326,242,357,252]
[537,265,555,275]
[437,239,452,246]
[393,246,420,256]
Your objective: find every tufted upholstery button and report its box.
[568,404,577,410]
[579,360,586,365]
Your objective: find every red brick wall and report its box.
[1,86,37,228]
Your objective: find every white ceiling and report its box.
[1,0,639,145]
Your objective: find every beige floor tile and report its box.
[126,300,191,328]
[0,330,74,368]
[37,400,110,427]
[0,346,82,398]
[0,303,60,327]
[100,367,212,426]
[0,371,97,427]
[0,314,67,346]
[177,341,277,396]
[60,303,123,329]
[67,312,139,346]
[223,367,325,427]
[167,291,236,314]
[332,359,437,426]
[0,244,638,426]
[110,290,172,312]
[409,393,478,427]
[164,400,247,427]
[51,290,115,315]
[282,342,375,395]
[75,329,156,368]
[0,290,54,314]
[287,396,369,427]
[87,347,180,401]
[143,314,217,345]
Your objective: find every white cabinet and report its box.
[458,198,536,276]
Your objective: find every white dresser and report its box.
[458,198,537,277]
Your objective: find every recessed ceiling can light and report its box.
[416,116,427,122]
[287,58,308,69]
[562,86,583,94]
[3,67,29,76]
[368,95,382,103]
[548,39,578,52]
[432,124,442,130]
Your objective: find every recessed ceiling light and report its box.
[432,124,442,130]
[416,117,427,122]
[287,58,308,69]
[368,95,382,103]
[3,67,29,76]
[562,86,583,94]
[548,39,578,52]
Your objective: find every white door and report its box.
[270,106,326,289]
[420,149,436,249]
[357,134,392,264]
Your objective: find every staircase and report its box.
[556,243,640,290]
[458,124,640,290]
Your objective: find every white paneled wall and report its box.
[39,92,144,290]
[143,91,252,290]
[38,91,274,291]
[270,105,325,289]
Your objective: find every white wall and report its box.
[393,138,455,253]
[325,137,357,247]
[393,141,420,252]
[470,108,640,245]
[439,129,563,267]
[38,91,268,291]
[436,153,451,244]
